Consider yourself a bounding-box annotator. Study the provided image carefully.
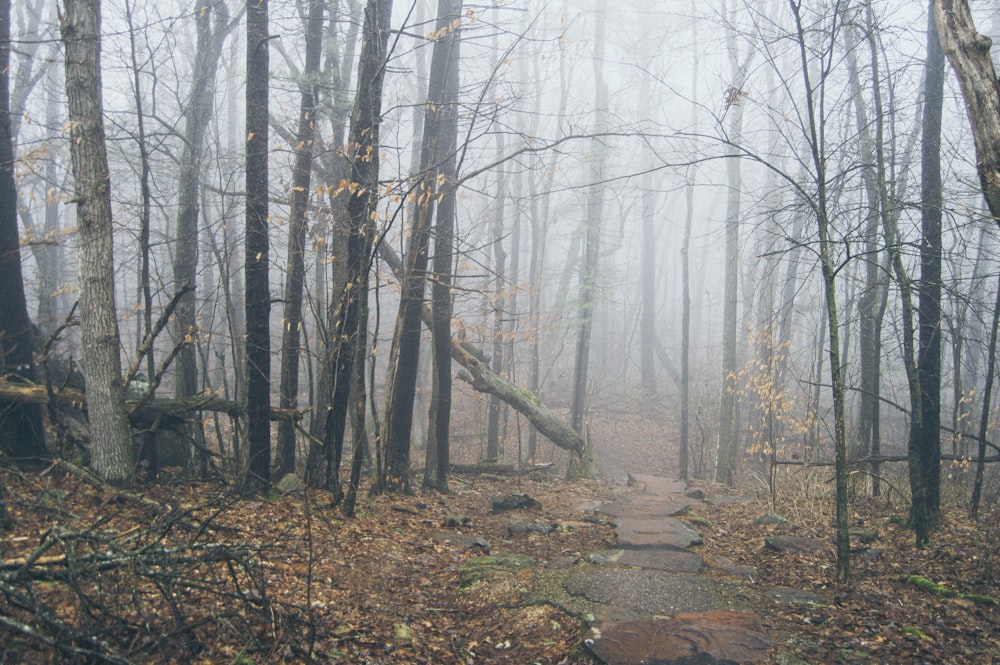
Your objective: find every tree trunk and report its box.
[379,2,460,493]
[934,0,1000,219]
[912,0,945,546]
[716,8,751,486]
[788,0,849,583]
[60,0,134,487]
[243,0,271,493]
[423,0,462,492]
[0,0,44,462]
[306,0,393,496]
[276,0,324,477]
[970,268,1000,519]
[173,0,234,477]
[569,0,608,444]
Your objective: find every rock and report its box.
[587,611,775,665]
[390,504,421,515]
[626,473,687,497]
[430,531,490,553]
[393,623,413,646]
[586,549,705,574]
[546,555,579,569]
[597,497,693,519]
[458,552,535,587]
[711,556,759,581]
[615,517,702,550]
[684,487,707,500]
[849,526,878,544]
[767,586,825,605]
[565,568,743,615]
[442,514,471,528]
[860,547,884,562]
[764,535,829,554]
[753,511,789,526]
[507,521,556,536]
[275,473,306,494]
[491,493,541,512]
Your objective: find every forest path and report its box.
[571,473,779,665]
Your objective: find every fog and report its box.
[8,0,1000,485]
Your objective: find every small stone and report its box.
[849,527,878,543]
[754,512,789,526]
[275,473,306,494]
[765,535,829,554]
[684,488,707,500]
[491,493,541,512]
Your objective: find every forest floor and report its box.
[1,461,999,664]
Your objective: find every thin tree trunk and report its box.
[423,0,462,492]
[380,1,460,493]
[0,0,44,462]
[276,0,324,477]
[60,0,134,487]
[569,0,608,445]
[912,0,945,546]
[174,0,235,477]
[716,5,751,486]
[243,0,271,493]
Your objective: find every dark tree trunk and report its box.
[910,1,945,546]
[0,0,44,462]
[379,1,461,493]
[173,0,234,477]
[242,0,271,493]
[423,0,462,492]
[276,0,324,477]
[60,0,134,487]
[305,0,393,498]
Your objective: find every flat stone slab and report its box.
[429,531,490,552]
[587,611,775,665]
[627,473,687,497]
[565,568,735,615]
[597,496,693,520]
[764,534,829,554]
[616,517,702,550]
[587,549,705,574]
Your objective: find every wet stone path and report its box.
[572,473,775,665]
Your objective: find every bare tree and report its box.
[243,0,271,493]
[0,0,44,462]
[276,0,325,478]
[60,0,134,486]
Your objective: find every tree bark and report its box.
[60,0,134,487]
[173,0,235,476]
[379,3,461,493]
[0,0,44,462]
[306,0,393,496]
[276,0,324,477]
[243,0,271,493]
[912,0,945,546]
[934,0,1000,220]
[423,0,462,492]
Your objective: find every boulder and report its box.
[491,493,541,512]
[764,535,829,554]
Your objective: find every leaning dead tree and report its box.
[378,244,585,459]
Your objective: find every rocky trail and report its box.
[465,472,793,664]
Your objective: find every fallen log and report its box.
[0,378,300,423]
[377,244,584,456]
